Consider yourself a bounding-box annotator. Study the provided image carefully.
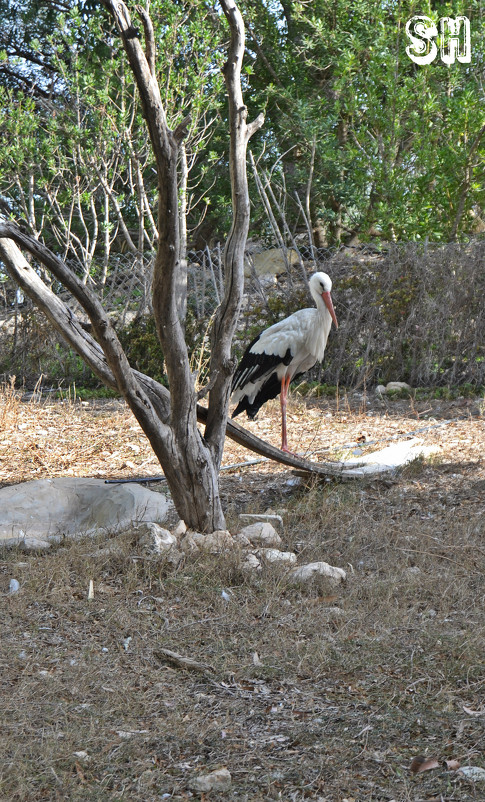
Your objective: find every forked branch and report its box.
[204,0,264,465]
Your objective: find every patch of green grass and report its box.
[294,380,340,398]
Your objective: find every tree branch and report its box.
[0,223,171,447]
[204,0,264,468]
[136,4,156,78]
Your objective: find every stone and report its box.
[257,548,297,565]
[376,384,387,395]
[240,553,262,571]
[244,247,299,277]
[200,530,234,553]
[385,381,412,393]
[164,548,184,567]
[238,521,282,548]
[233,533,252,548]
[72,750,90,762]
[290,561,347,584]
[172,520,187,538]
[189,768,232,793]
[458,766,485,782]
[0,477,171,546]
[238,513,283,531]
[180,530,234,554]
[341,438,438,478]
[180,533,201,554]
[134,522,177,554]
[19,536,52,551]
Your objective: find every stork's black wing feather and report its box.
[232,372,281,419]
[231,333,293,393]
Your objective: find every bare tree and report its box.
[0,0,264,532]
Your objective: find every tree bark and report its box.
[204,0,264,469]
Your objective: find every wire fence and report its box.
[1,238,484,389]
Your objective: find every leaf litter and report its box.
[0,384,484,800]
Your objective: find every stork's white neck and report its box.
[312,290,333,354]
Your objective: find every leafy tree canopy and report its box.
[1,0,484,250]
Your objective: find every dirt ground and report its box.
[0,386,484,801]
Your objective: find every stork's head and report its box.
[310,272,338,329]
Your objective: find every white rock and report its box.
[9,578,20,593]
[238,513,283,531]
[340,438,438,478]
[238,522,282,548]
[233,533,252,548]
[385,381,411,392]
[180,533,201,554]
[135,522,177,553]
[458,766,485,782]
[200,530,234,553]
[0,477,170,545]
[172,520,187,538]
[244,247,299,277]
[376,384,387,395]
[257,548,297,565]
[72,750,90,762]
[20,536,52,551]
[290,561,347,584]
[189,767,232,793]
[240,553,261,571]
[180,530,234,554]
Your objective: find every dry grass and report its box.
[0,384,484,800]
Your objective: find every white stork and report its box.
[231,271,338,452]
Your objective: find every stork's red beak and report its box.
[322,291,338,329]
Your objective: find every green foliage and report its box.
[54,384,118,400]
[244,0,485,243]
[1,0,484,254]
[294,381,339,398]
[0,0,227,258]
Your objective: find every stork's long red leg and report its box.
[280,374,292,452]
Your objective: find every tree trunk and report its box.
[204,0,264,470]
